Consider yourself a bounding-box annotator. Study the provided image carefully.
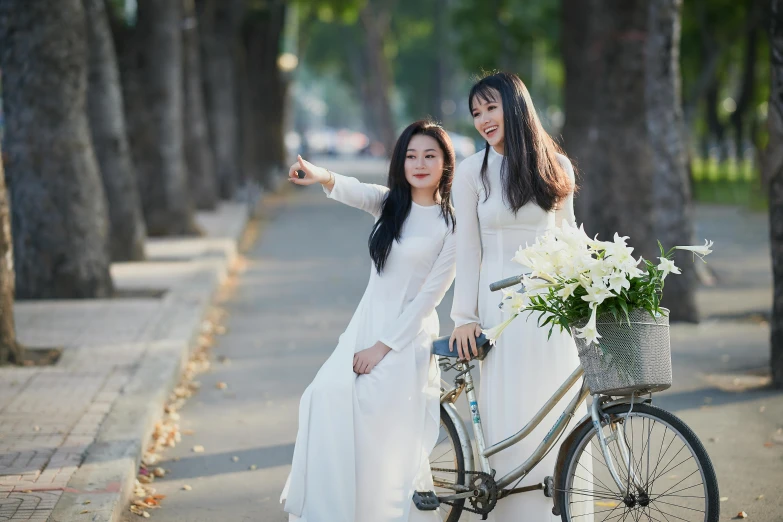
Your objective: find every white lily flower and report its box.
[575,305,602,346]
[483,314,518,344]
[657,257,681,279]
[581,283,614,307]
[558,280,581,299]
[674,239,714,261]
[501,288,529,314]
[606,271,630,295]
[522,274,556,290]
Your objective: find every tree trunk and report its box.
[359,3,397,156]
[0,0,114,299]
[567,0,697,321]
[243,1,288,186]
[182,0,218,209]
[767,0,783,388]
[196,0,241,199]
[648,0,698,322]
[731,22,760,154]
[113,0,200,236]
[0,143,22,364]
[84,0,147,262]
[561,0,597,223]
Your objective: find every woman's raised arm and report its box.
[288,155,388,217]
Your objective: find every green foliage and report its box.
[291,0,365,24]
[451,0,559,73]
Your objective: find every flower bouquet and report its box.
[484,222,713,395]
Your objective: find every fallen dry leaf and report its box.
[79,510,90,514]
[182,429,195,436]
[138,475,153,485]
[153,467,166,478]
[249,464,257,470]
[720,497,729,502]
[182,484,192,491]
[763,442,774,448]
[756,495,764,500]
[216,382,228,390]
[232,456,239,462]
[192,445,205,453]
[82,501,91,505]
[734,512,748,519]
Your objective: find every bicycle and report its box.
[415,275,720,521]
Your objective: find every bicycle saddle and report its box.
[431,333,493,361]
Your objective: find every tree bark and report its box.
[242,1,288,186]
[561,0,598,223]
[359,3,397,156]
[767,0,783,388]
[196,0,240,199]
[182,0,218,210]
[648,0,698,322]
[564,0,697,321]
[0,0,114,299]
[84,0,147,262]
[113,0,200,236]
[0,143,22,364]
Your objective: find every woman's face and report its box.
[471,89,504,149]
[404,134,445,192]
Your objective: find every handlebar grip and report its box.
[489,274,524,292]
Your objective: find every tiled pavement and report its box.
[0,202,249,521]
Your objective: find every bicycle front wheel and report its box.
[556,402,719,522]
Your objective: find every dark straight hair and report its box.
[469,72,573,214]
[369,119,456,274]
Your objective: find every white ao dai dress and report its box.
[281,173,456,522]
[451,147,588,521]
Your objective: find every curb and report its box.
[48,211,249,522]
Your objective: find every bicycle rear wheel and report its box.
[427,405,466,522]
[556,402,719,522]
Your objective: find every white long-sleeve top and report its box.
[450,147,576,327]
[325,173,457,351]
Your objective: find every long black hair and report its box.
[369,120,456,274]
[469,72,573,214]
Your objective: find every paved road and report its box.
[133,158,782,521]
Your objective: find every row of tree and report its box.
[0,0,288,363]
[299,0,783,386]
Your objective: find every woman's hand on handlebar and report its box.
[449,322,482,361]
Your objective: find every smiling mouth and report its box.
[413,174,429,178]
[484,125,499,137]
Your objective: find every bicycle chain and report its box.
[430,468,498,518]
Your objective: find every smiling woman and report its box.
[450,72,583,522]
[281,120,459,522]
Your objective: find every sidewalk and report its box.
[658,204,782,521]
[0,202,250,521]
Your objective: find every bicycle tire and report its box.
[556,402,719,522]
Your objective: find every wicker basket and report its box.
[571,308,672,396]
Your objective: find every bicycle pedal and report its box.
[412,490,440,511]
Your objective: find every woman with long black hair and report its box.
[281,120,456,522]
[450,72,586,521]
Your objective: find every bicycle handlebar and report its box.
[489,274,525,292]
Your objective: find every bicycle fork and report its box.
[590,395,645,493]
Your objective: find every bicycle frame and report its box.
[440,361,590,491]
